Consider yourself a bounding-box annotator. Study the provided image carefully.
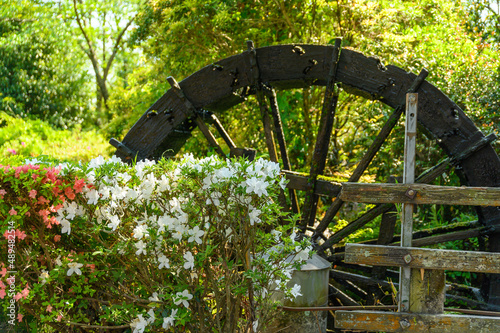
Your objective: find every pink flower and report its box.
[15,229,26,240]
[0,189,6,199]
[7,149,16,155]
[37,196,49,205]
[29,189,37,199]
[0,289,6,299]
[19,286,29,299]
[46,305,53,312]
[56,314,63,322]
[64,187,75,200]
[9,208,17,216]
[54,235,61,242]
[14,293,22,301]
[0,267,6,277]
[74,178,86,194]
[21,142,26,147]
[17,313,23,322]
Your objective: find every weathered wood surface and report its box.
[400,92,418,312]
[282,170,342,196]
[410,269,445,314]
[344,244,500,273]
[334,311,500,332]
[339,182,500,206]
[301,38,342,227]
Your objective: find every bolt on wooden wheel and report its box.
[112,42,500,311]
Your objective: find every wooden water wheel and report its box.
[111,41,500,320]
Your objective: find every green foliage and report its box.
[0,0,92,128]
[0,155,311,332]
[0,112,112,162]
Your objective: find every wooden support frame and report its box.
[335,311,500,332]
[399,92,418,312]
[344,244,500,273]
[339,182,500,206]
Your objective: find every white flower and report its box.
[206,191,221,206]
[88,155,106,169]
[295,250,309,261]
[117,172,132,183]
[245,177,269,197]
[172,223,186,241]
[147,308,156,324]
[40,270,49,284]
[158,255,170,269]
[67,262,83,276]
[111,184,128,201]
[225,228,233,240]
[99,185,111,201]
[133,224,149,239]
[107,215,121,231]
[202,175,212,189]
[130,314,148,333]
[253,319,259,333]
[290,284,302,298]
[271,229,282,242]
[188,226,204,244]
[135,240,147,255]
[64,202,80,220]
[109,155,123,164]
[183,252,195,270]
[264,160,281,177]
[55,256,62,266]
[215,167,234,179]
[162,309,178,329]
[86,189,99,205]
[249,206,261,225]
[283,268,293,279]
[148,292,161,302]
[158,174,170,192]
[279,176,288,190]
[60,219,71,235]
[157,214,176,232]
[174,289,193,308]
[125,187,139,202]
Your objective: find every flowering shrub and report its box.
[1,154,312,332]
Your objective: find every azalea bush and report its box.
[0,154,312,332]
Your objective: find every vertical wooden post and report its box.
[399,93,418,312]
[398,93,446,314]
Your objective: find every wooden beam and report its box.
[339,182,500,206]
[334,311,500,332]
[344,244,500,273]
[282,170,342,197]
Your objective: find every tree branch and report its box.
[103,12,139,81]
[72,0,107,98]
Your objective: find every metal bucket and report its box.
[268,253,331,333]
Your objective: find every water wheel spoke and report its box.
[167,76,226,157]
[329,284,361,306]
[315,68,429,236]
[300,38,343,228]
[209,112,236,150]
[263,84,300,214]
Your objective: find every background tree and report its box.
[0,0,91,128]
[57,0,141,121]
